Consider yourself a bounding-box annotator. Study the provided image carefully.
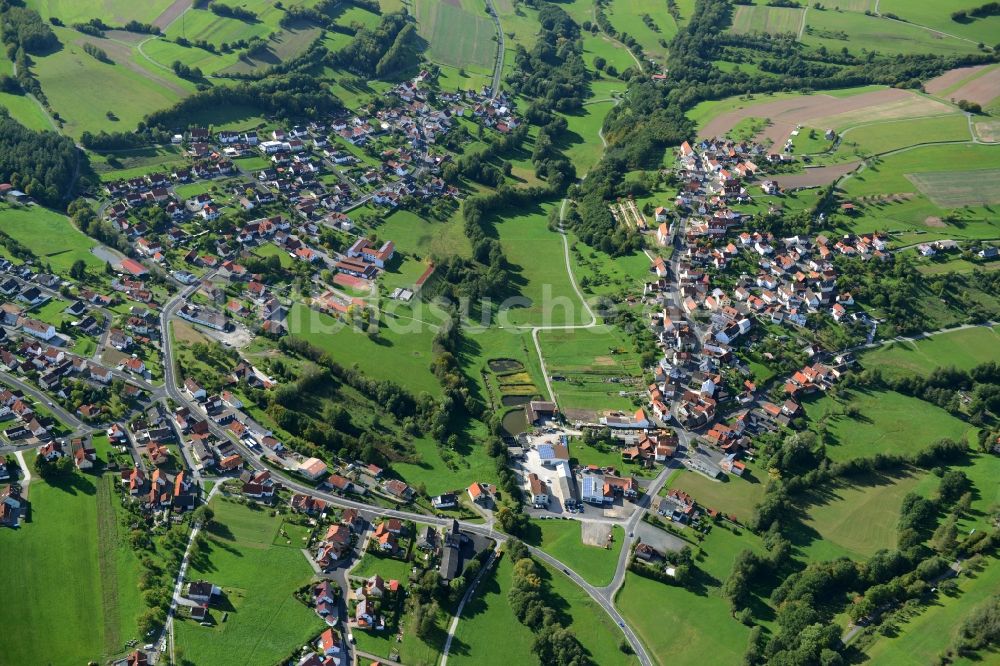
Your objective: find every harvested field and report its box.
[925,65,989,95]
[974,119,1000,143]
[699,88,948,146]
[773,162,860,189]
[906,169,1000,208]
[153,0,193,30]
[729,5,804,35]
[924,216,946,228]
[172,319,209,344]
[949,66,1000,106]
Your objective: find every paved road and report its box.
[440,548,500,666]
[484,0,505,99]
[0,369,92,434]
[159,483,221,659]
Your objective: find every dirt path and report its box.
[153,0,194,31]
[78,34,190,97]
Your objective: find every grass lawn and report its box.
[493,204,589,327]
[834,114,970,158]
[666,467,768,524]
[523,520,624,587]
[839,144,1000,239]
[538,327,644,412]
[879,0,1000,45]
[0,91,52,130]
[0,204,102,274]
[175,498,325,665]
[561,101,615,177]
[254,242,295,268]
[862,552,1000,664]
[605,0,676,64]
[861,325,1000,380]
[25,0,174,24]
[288,302,442,397]
[615,525,764,666]
[33,27,191,138]
[543,560,640,665]
[0,471,143,664]
[729,5,804,35]
[414,0,497,72]
[375,209,472,259]
[802,9,981,56]
[447,555,538,666]
[795,469,937,561]
[351,552,418,582]
[803,388,977,462]
[391,424,501,497]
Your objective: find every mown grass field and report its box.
[616,525,765,666]
[25,0,174,25]
[879,0,1000,45]
[666,466,768,524]
[802,388,976,462]
[832,113,970,159]
[562,100,615,176]
[862,553,1000,664]
[839,144,1000,238]
[568,234,651,298]
[375,209,472,259]
[523,520,624,587]
[414,0,497,72]
[448,555,540,666]
[0,204,103,274]
[538,327,644,412]
[729,5,804,35]
[0,91,53,131]
[605,0,677,64]
[907,168,1000,208]
[0,472,142,664]
[493,205,590,327]
[33,27,192,138]
[862,325,1000,379]
[796,470,936,561]
[288,302,443,397]
[802,9,981,56]
[175,498,324,665]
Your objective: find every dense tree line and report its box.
[506,540,593,665]
[506,4,589,113]
[0,4,57,53]
[209,2,257,22]
[0,108,79,206]
[331,10,411,77]
[142,73,342,130]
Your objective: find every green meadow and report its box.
[175,498,324,665]
[862,325,1000,380]
[288,302,443,397]
[839,144,1000,238]
[879,0,1000,45]
[0,473,143,664]
[32,27,192,138]
[802,9,981,56]
[0,204,103,274]
[862,553,1000,664]
[730,4,804,36]
[493,205,590,327]
[375,208,472,259]
[25,0,174,25]
[795,470,937,561]
[616,525,765,666]
[537,327,644,412]
[802,388,976,463]
[524,520,625,587]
